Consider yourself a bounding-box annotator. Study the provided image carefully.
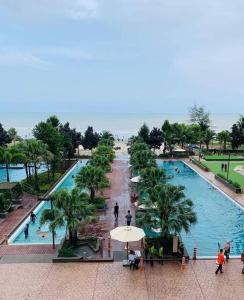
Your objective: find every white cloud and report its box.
[0,0,99,21]
[0,50,47,67]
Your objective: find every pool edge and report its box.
[8,160,80,245]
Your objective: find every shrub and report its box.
[58,245,76,257]
[94,196,106,209]
[216,173,241,188]
[191,158,210,171]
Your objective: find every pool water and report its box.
[0,164,47,182]
[10,160,87,245]
[158,160,244,257]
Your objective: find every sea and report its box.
[0,112,241,139]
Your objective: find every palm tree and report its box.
[138,167,165,192]
[130,149,156,174]
[27,139,48,191]
[89,154,111,173]
[7,128,18,145]
[217,130,230,150]
[175,123,188,148]
[0,146,25,182]
[128,141,149,156]
[15,140,32,183]
[203,129,215,150]
[94,145,115,162]
[42,148,54,182]
[136,183,197,239]
[75,165,110,202]
[40,189,95,245]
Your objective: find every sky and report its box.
[0,0,244,114]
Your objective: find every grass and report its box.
[204,161,244,188]
[204,154,244,161]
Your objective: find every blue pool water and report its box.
[0,164,47,182]
[10,160,87,245]
[158,161,244,256]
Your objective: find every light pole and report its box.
[227,152,231,181]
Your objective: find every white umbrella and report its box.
[173,148,186,152]
[134,201,157,210]
[131,176,141,183]
[110,226,145,259]
[110,226,145,242]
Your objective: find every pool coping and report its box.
[7,160,79,245]
[158,159,244,259]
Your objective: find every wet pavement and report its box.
[0,260,243,299]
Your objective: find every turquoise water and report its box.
[158,161,244,256]
[0,164,46,182]
[11,160,87,244]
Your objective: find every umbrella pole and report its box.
[127,242,129,260]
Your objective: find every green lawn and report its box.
[204,161,244,188]
[204,154,244,161]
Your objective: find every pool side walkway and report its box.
[96,159,141,255]
[184,158,244,208]
[0,260,243,299]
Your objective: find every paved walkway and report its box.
[99,159,139,252]
[185,159,244,208]
[0,260,243,299]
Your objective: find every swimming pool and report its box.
[158,160,244,257]
[9,160,87,245]
[0,164,47,182]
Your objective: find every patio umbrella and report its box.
[173,148,186,152]
[110,226,145,259]
[131,176,141,183]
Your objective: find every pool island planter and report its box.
[214,175,242,194]
[53,237,114,263]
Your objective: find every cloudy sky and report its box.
[0,0,244,113]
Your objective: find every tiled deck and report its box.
[0,260,243,299]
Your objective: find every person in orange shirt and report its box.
[215,249,225,274]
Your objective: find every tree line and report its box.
[0,115,114,192]
[136,106,244,152]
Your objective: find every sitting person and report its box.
[134,252,141,269]
[128,250,136,270]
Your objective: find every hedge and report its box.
[191,158,210,171]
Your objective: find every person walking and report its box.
[30,211,36,224]
[224,163,227,172]
[125,210,132,226]
[241,251,244,274]
[221,163,224,172]
[224,241,231,262]
[215,249,225,274]
[114,202,119,221]
[24,223,29,239]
